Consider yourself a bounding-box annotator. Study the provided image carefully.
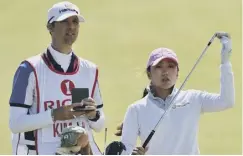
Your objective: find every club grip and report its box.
[142,130,155,148]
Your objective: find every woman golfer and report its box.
[120,32,234,155]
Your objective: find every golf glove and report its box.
[217,32,232,64]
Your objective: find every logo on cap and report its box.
[59,3,78,14]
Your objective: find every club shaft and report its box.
[154,33,216,130]
[142,34,217,148]
[103,128,107,155]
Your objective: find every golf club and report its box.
[103,128,108,155]
[142,33,218,148]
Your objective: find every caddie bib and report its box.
[26,54,98,144]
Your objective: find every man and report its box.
[9,1,105,155]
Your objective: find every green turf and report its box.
[0,0,241,154]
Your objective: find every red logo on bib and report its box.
[61,80,75,96]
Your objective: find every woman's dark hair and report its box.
[142,88,149,98]
[147,66,150,72]
[141,66,151,98]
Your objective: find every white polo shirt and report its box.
[121,62,234,155]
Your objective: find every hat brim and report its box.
[152,57,178,66]
[55,12,85,22]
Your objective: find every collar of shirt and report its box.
[48,45,73,72]
[147,85,178,108]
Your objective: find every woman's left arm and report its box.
[196,33,235,112]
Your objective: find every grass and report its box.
[0,0,241,154]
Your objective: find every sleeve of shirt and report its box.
[121,105,139,155]
[9,61,35,107]
[195,62,235,113]
[88,80,105,132]
[9,61,54,134]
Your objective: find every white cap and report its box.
[47,1,85,24]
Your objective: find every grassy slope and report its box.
[0,0,241,154]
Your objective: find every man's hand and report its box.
[52,98,97,121]
[132,147,148,155]
[53,103,88,121]
[114,123,123,136]
[81,98,97,119]
[216,32,232,64]
[76,132,89,148]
